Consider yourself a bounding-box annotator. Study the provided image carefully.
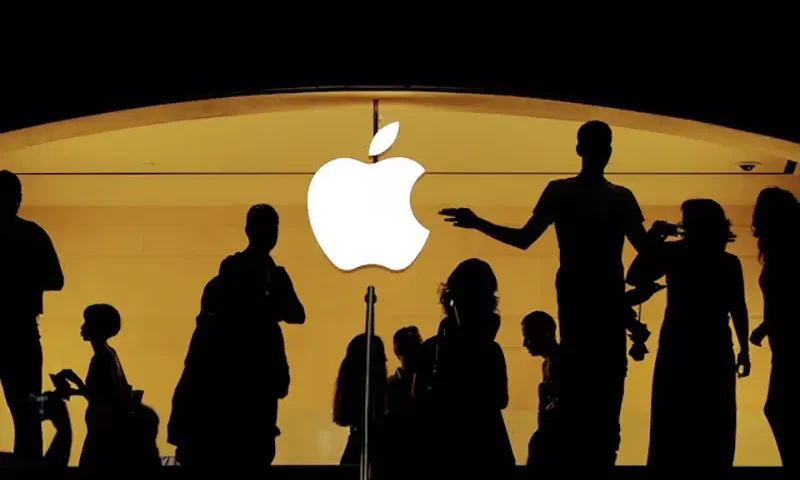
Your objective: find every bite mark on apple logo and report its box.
[307,121,430,272]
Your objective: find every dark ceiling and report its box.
[2,62,797,149]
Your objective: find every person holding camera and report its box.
[627,199,750,470]
[167,204,305,470]
[0,170,64,464]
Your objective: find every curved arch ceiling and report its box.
[1,92,798,207]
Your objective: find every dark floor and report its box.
[0,466,786,479]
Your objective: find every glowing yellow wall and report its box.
[0,175,785,466]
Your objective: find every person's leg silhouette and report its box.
[1,339,43,461]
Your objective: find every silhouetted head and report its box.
[333,333,388,427]
[680,199,735,252]
[576,121,613,175]
[393,326,422,369]
[0,170,22,220]
[752,187,799,263]
[245,204,279,252]
[439,258,499,321]
[522,311,558,357]
[81,304,122,342]
[127,404,161,468]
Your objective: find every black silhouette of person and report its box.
[0,388,73,469]
[627,199,750,470]
[750,187,799,467]
[440,121,647,467]
[385,326,423,477]
[333,333,388,472]
[413,259,515,478]
[167,204,305,471]
[0,170,64,463]
[55,304,136,473]
[522,311,562,475]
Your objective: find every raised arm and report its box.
[626,222,674,287]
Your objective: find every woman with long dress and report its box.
[750,187,798,466]
[627,199,750,470]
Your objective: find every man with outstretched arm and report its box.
[440,121,647,469]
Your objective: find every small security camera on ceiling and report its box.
[738,162,762,172]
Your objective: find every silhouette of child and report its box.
[56,304,133,472]
[522,311,562,473]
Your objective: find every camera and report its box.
[738,162,758,172]
[652,221,683,237]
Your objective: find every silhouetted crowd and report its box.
[0,121,797,477]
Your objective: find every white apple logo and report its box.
[307,121,430,272]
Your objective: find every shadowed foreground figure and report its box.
[522,311,562,475]
[751,187,799,467]
[413,259,515,478]
[0,170,64,463]
[55,304,138,473]
[333,333,388,473]
[168,204,305,471]
[628,200,750,470]
[385,326,423,477]
[440,122,647,468]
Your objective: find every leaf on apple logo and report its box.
[368,121,400,157]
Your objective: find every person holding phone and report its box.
[627,200,750,470]
[55,303,134,474]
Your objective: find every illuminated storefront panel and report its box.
[1,93,797,466]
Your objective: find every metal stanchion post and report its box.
[361,286,377,480]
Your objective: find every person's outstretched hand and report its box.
[439,208,480,229]
[750,324,767,347]
[736,351,751,378]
